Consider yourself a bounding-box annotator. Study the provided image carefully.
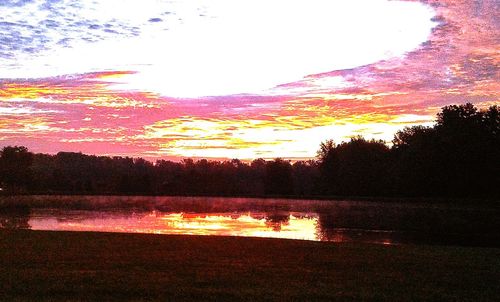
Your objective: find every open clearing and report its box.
[1,230,499,301]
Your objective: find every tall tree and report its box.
[0,146,34,191]
[318,137,390,196]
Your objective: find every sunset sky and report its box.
[0,0,498,160]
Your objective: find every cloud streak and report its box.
[0,0,498,160]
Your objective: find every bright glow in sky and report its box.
[2,0,436,97]
[0,0,498,160]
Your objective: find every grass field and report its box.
[1,230,499,301]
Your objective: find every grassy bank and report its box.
[1,230,499,301]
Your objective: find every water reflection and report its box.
[0,207,31,230]
[264,212,290,232]
[26,210,422,244]
[1,196,499,246]
[0,207,409,244]
[30,211,320,241]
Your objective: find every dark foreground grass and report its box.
[1,230,499,301]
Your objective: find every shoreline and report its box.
[2,193,499,208]
[1,230,499,301]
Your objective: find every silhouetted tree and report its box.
[0,146,33,191]
[0,103,496,199]
[264,158,294,195]
[318,137,390,196]
[292,160,320,196]
[392,103,499,197]
[391,126,441,196]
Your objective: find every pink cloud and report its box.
[1,0,498,159]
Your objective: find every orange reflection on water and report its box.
[29,211,320,241]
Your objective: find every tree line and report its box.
[0,103,498,199]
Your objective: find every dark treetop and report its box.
[1,103,498,200]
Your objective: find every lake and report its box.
[1,195,499,246]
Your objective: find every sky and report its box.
[0,0,498,160]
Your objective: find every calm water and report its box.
[1,196,499,246]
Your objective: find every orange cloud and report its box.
[1,1,498,160]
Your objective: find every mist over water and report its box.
[1,196,498,246]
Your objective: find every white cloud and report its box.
[0,105,59,115]
[1,0,436,97]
